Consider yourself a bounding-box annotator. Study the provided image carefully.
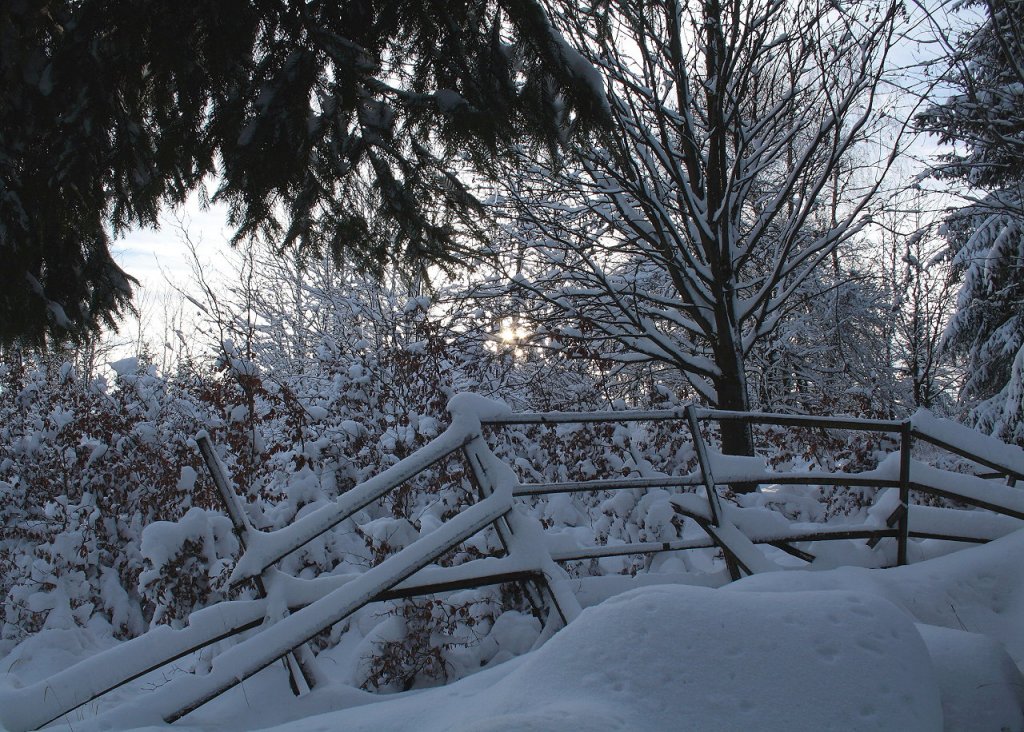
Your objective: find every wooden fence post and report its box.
[196,433,319,694]
[897,421,912,566]
[461,437,545,616]
[462,435,576,626]
[685,405,741,581]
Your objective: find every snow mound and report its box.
[917,624,1024,732]
[266,585,941,732]
[727,526,1024,665]
[9,531,1024,731]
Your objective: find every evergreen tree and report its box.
[0,0,606,346]
[918,0,1024,442]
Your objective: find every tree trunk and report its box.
[700,0,755,485]
[713,326,758,494]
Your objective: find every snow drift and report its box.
[5,529,1024,731]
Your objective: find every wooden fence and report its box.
[2,401,1022,731]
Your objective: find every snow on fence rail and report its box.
[4,398,1024,731]
[483,403,1024,569]
[0,396,582,731]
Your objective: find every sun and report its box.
[498,319,528,344]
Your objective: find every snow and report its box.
[139,508,237,583]
[907,502,1023,541]
[700,520,781,574]
[303,405,330,421]
[722,501,793,536]
[0,601,269,731]
[254,585,941,732]
[82,491,515,729]
[7,531,1024,730]
[434,89,468,115]
[909,458,1024,517]
[545,29,608,115]
[727,528,1024,668]
[230,420,479,584]
[8,376,1024,732]
[916,624,1024,732]
[668,493,782,574]
[175,466,198,492]
[912,408,1024,477]
[707,449,768,476]
[447,393,512,423]
[108,357,140,377]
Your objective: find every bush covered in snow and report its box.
[0,254,971,690]
[0,353,217,645]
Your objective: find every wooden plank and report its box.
[685,405,728,527]
[378,570,543,600]
[514,473,901,496]
[909,481,1024,521]
[701,522,779,575]
[906,530,992,544]
[866,504,904,548]
[462,437,549,619]
[480,406,902,432]
[698,409,903,432]
[768,541,816,563]
[550,537,720,561]
[547,526,902,563]
[480,407,691,425]
[514,475,703,495]
[737,474,901,487]
[685,404,741,580]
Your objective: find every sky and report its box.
[112,193,233,300]
[106,191,237,363]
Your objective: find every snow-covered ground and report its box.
[4,528,1024,731]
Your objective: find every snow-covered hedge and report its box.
[0,289,911,689]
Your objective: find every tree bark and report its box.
[713,320,757,493]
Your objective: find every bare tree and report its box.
[870,189,959,411]
[487,0,907,467]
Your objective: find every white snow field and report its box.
[3,528,1024,731]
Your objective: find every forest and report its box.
[2,0,1024,730]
